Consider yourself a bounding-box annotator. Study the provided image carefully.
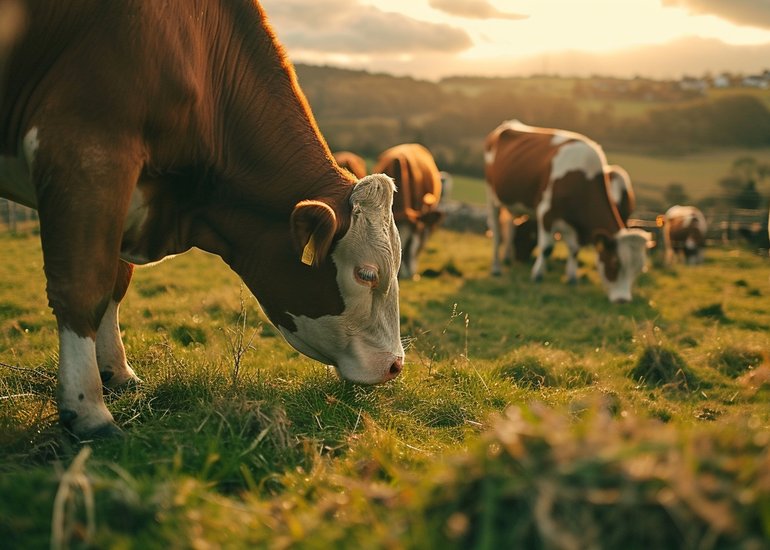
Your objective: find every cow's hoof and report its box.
[491,271,501,277]
[74,422,124,441]
[567,277,578,286]
[85,422,124,439]
[532,273,544,283]
[60,411,124,440]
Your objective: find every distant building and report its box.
[679,76,708,94]
[712,74,731,88]
[742,74,769,89]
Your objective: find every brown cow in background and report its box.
[373,144,443,279]
[333,151,367,179]
[663,205,707,265]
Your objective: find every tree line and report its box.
[295,64,770,179]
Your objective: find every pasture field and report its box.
[448,147,770,208]
[1,228,770,548]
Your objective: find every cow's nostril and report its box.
[389,357,404,377]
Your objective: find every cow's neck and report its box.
[126,2,354,267]
[206,2,351,212]
[190,1,354,258]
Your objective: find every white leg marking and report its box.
[408,230,422,277]
[555,221,580,282]
[96,300,139,386]
[58,329,114,432]
[531,187,554,281]
[487,186,503,275]
[22,127,39,169]
[397,223,415,279]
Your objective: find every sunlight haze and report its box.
[262,0,770,79]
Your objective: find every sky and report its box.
[260,0,770,80]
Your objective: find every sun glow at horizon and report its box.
[364,0,770,59]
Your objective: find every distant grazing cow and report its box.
[333,151,367,179]
[663,205,707,265]
[485,120,651,303]
[0,1,404,438]
[373,144,443,279]
[496,164,637,265]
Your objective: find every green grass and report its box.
[1,229,770,548]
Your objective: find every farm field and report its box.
[448,147,770,208]
[1,228,770,548]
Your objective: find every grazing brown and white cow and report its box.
[373,144,443,279]
[494,164,637,265]
[333,151,367,180]
[485,120,651,303]
[663,205,707,265]
[0,0,404,438]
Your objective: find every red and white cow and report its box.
[373,144,443,279]
[494,163,637,265]
[0,1,404,438]
[333,151,367,180]
[663,205,707,265]
[485,120,651,303]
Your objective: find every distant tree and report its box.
[663,183,689,206]
[718,157,769,209]
[729,157,769,186]
[736,181,763,209]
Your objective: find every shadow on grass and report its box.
[401,266,661,361]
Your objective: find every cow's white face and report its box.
[595,228,650,303]
[277,175,404,384]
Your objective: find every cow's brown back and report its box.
[485,128,559,208]
[373,143,441,224]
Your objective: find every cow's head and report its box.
[253,174,404,384]
[594,228,651,303]
[682,228,704,264]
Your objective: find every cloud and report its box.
[261,0,473,54]
[428,0,528,20]
[661,0,770,30]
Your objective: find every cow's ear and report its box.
[291,200,337,267]
[593,229,615,253]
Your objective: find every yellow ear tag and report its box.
[301,234,316,266]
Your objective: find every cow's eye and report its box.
[355,265,379,288]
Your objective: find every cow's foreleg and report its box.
[557,222,580,284]
[487,187,502,276]
[96,261,139,388]
[531,211,553,282]
[37,137,141,437]
[501,211,515,266]
[397,222,415,279]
